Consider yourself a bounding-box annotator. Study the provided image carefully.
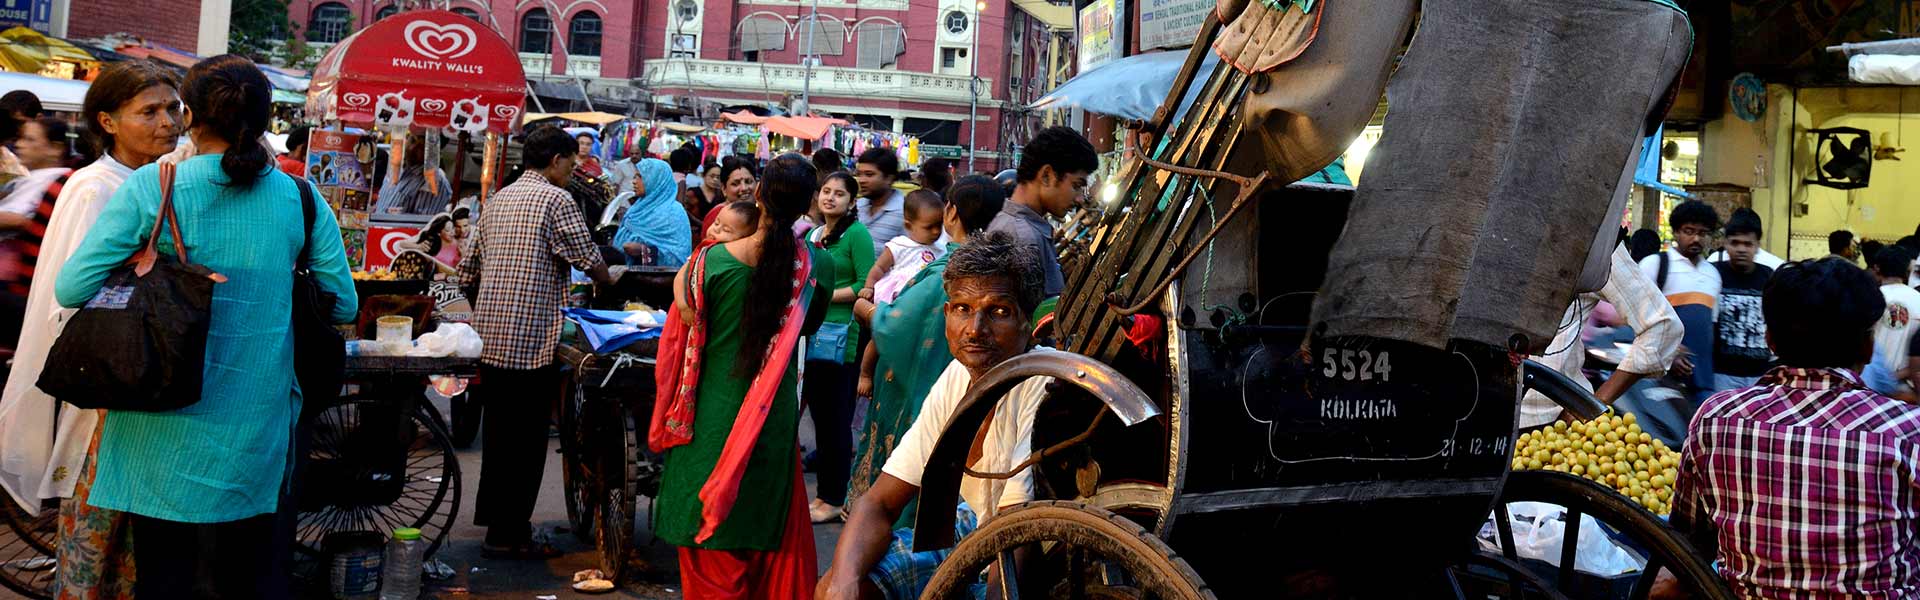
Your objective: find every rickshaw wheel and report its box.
[560,378,598,543]
[921,501,1214,600]
[593,394,642,582]
[1468,470,1736,600]
[294,398,462,562]
[0,500,57,599]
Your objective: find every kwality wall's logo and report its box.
[404,20,479,60]
[395,20,486,75]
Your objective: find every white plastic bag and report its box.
[407,323,483,358]
[1476,502,1645,577]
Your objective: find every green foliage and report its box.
[230,0,295,61]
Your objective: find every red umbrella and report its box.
[306,10,527,135]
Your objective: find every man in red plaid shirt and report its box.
[1669,257,1920,598]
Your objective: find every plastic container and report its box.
[323,531,384,600]
[375,315,414,355]
[378,527,425,600]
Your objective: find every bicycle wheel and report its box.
[1465,471,1735,600]
[0,500,55,599]
[594,406,641,582]
[295,397,462,561]
[560,376,597,543]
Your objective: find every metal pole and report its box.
[968,1,981,172]
[802,0,818,115]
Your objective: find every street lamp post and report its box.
[802,0,818,115]
[968,0,984,173]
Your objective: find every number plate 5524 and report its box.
[1320,347,1392,382]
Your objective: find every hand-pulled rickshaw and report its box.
[907,2,1736,598]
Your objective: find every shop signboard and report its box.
[921,144,966,160]
[1139,0,1210,50]
[364,225,422,271]
[0,0,51,33]
[1077,0,1125,73]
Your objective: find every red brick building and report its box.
[48,0,230,56]
[287,0,645,81]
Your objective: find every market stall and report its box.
[290,8,528,583]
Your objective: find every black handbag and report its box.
[290,173,345,417]
[38,162,223,411]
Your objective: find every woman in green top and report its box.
[803,170,875,523]
[846,174,1006,527]
[655,154,835,596]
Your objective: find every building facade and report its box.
[38,0,230,57]
[284,0,1072,172]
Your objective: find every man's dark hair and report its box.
[947,174,1005,234]
[1863,240,1886,265]
[856,147,899,179]
[1628,228,1662,262]
[945,230,1045,318]
[1724,207,1763,239]
[1829,230,1856,256]
[1896,235,1920,255]
[1667,200,1720,232]
[919,158,953,195]
[812,148,844,175]
[521,125,577,169]
[1872,245,1914,279]
[668,146,699,174]
[1764,258,1885,368]
[1017,126,1098,183]
[286,125,311,153]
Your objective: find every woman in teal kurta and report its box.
[53,57,357,596]
[654,154,836,597]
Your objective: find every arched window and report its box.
[376,5,397,21]
[737,14,787,61]
[568,11,602,56]
[798,16,845,56]
[308,2,352,43]
[520,9,553,54]
[855,21,904,69]
[452,7,481,21]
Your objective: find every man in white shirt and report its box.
[1638,200,1722,403]
[817,232,1049,600]
[1522,244,1682,428]
[1866,247,1920,395]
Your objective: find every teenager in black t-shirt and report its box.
[1711,209,1775,392]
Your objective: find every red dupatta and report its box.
[649,238,816,543]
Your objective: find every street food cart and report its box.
[292,8,528,577]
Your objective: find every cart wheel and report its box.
[922,501,1214,600]
[560,378,598,543]
[450,391,480,449]
[595,407,642,583]
[295,398,463,562]
[0,500,56,599]
[1467,471,1735,600]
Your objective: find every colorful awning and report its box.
[0,26,96,77]
[306,9,528,134]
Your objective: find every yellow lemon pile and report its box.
[351,268,398,281]
[1512,412,1680,515]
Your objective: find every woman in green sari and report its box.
[653,154,835,598]
[845,175,1007,526]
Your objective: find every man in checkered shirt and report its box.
[1666,257,1920,598]
[457,125,613,558]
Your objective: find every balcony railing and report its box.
[642,58,992,106]
[520,53,602,79]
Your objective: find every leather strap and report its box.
[135,162,187,276]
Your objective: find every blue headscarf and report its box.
[613,158,692,267]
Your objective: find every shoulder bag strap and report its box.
[134,162,183,276]
[1656,251,1670,292]
[290,171,316,268]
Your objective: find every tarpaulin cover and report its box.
[0,71,86,112]
[721,111,769,125]
[1311,0,1692,353]
[0,27,96,76]
[1030,49,1220,122]
[565,308,666,353]
[762,115,848,141]
[307,9,528,134]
